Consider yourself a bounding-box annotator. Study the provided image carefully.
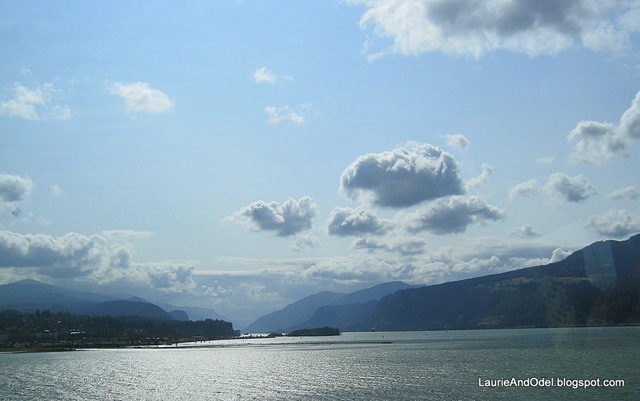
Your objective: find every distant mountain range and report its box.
[247,234,640,333]
[0,279,225,322]
[4,234,639,332]
[244,281,414,333]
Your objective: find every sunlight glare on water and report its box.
[1,328,639,400]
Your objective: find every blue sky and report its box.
[1,0,640,327]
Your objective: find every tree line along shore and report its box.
[0,309,238,350]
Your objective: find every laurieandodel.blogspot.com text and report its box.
[478,377,625,389]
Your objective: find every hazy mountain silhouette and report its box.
[168,309,190,321]
[157,302,227,322]
[0,279,115,314]
[244,291,344,333]
[82,299,174,320]
[244,281,413,333]
[0,280,219,321]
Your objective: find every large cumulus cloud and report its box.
[340,143,464,208]
[230,197,318,237]
[349,0,638,58]
[404,196,505,234]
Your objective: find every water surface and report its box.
[1,327,638,400]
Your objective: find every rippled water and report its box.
[1,327,639,400]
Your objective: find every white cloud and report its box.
[0,83,70,121]
[568,120,626,164]
[132,262,196,293]
[326,207,392,236]
[108,81,174,114]
[265,104,312,125]
[535,156,555,165]
[445,133,469,151]
[509,224,542,238]
[0,174,34,203]
[0,174,34,215]
[100,229,155,240]
[509,179,539,201]
[452,255,500,274]
[229,197,318,237]
[0,230,195,293]
[549,248,573,263]
[404,195,505,235]
[568,90,640,165]
[349,0,638,58]
[290,234,321,252]
[0,230,129,273]
[300,254,408,284]
[340,142,464,208]
[50,184,64,198]
[586,209,640,238]
[352,237,427,256]
[543,172,596,203]
[253,67,277,84]
[619,90,640,140]
[465,163,493,192]
[50,104,71,121]
[609,186,639,200]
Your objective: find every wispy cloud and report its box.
[509,224,542,239]
[253,67,277,84]
[50,184,64,198]
[608,186,639,200]
[265,103,312,125]
[101,229,155,240]
[465,163,493,192]
[108,81,173,114]
[290,234,321,252]
[445,133,470,152]
[0,83,70,121]
[352,237,427,257]
[509,179,540,202]
[535,156,555,165]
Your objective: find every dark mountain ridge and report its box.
[351,234,640,331]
